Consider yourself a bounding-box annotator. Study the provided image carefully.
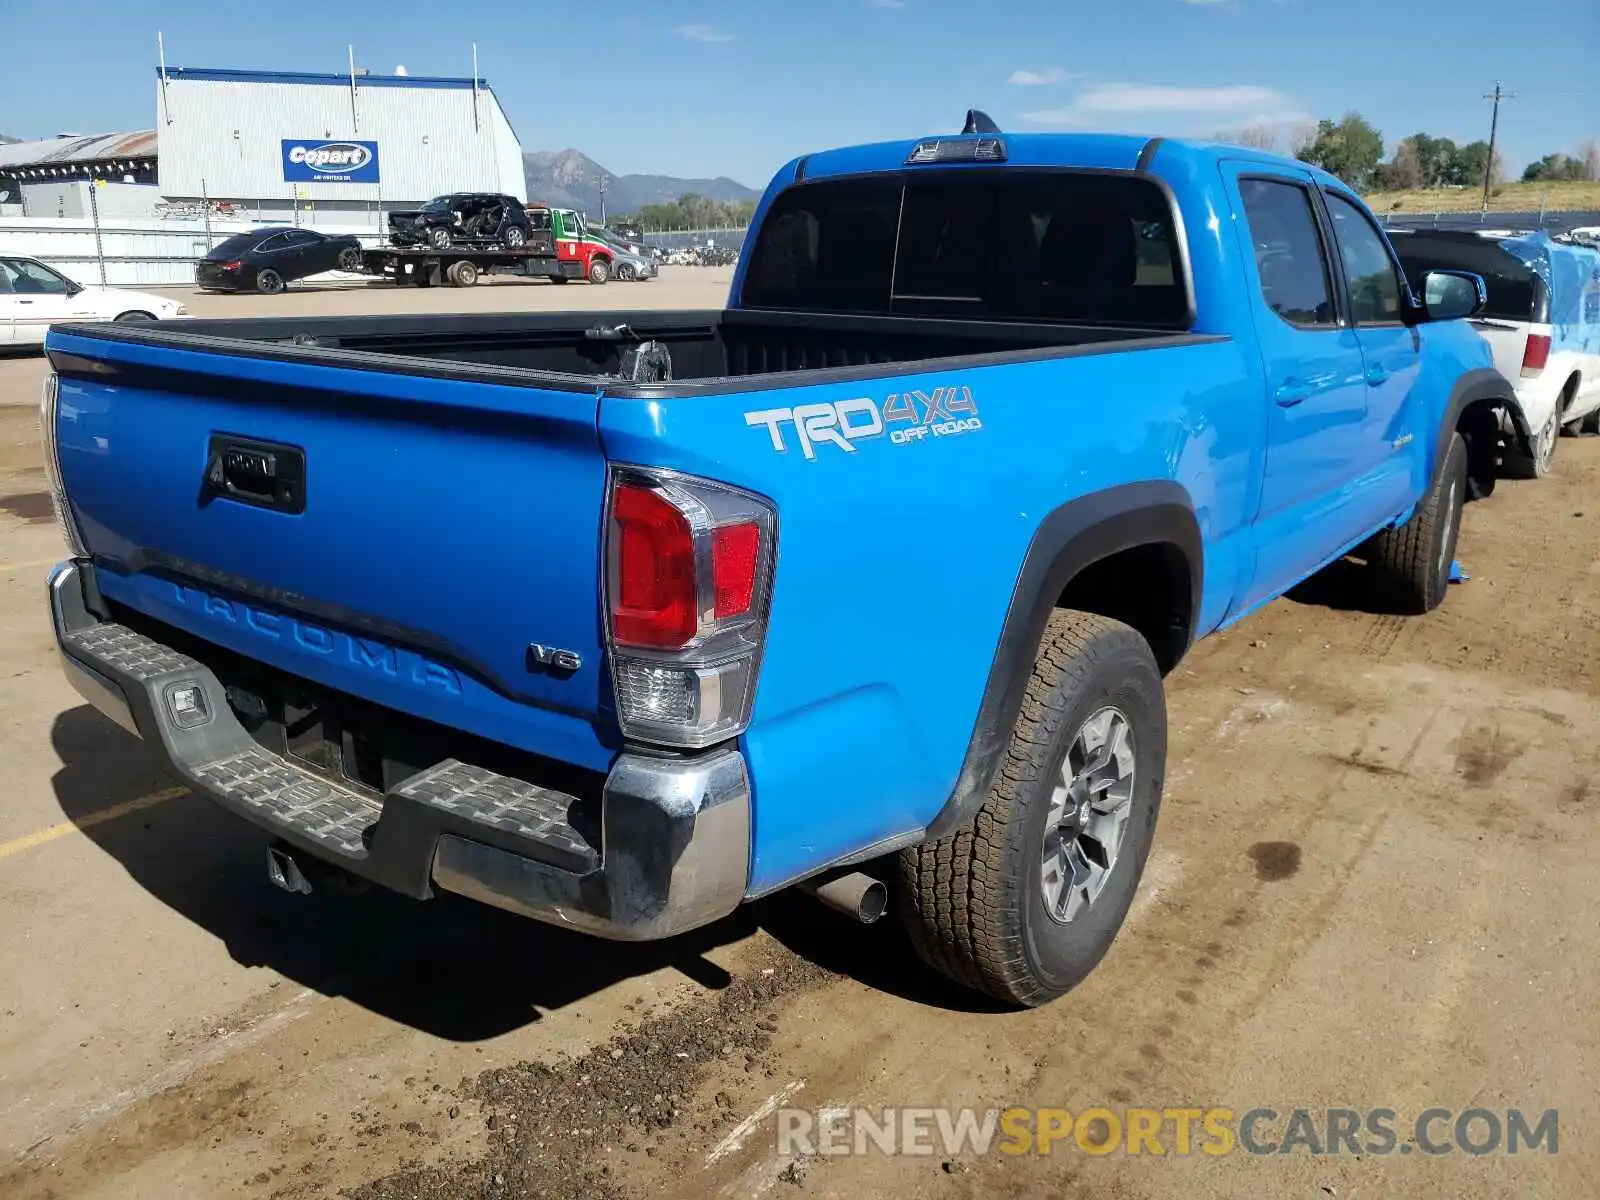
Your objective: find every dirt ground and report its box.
[0,277,1596,1199]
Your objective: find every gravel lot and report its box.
[0,274,1596,1199]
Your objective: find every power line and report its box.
[1482,81,1516,209]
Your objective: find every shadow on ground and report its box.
[50,706,991,1043]
[1284,555,1417,615]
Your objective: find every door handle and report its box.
[1274,380,1310,407]
[1366,366,1389,386]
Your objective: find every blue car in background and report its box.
[41,116,1511,1007]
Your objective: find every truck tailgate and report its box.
[48,329,615,772]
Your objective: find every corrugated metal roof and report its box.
[163,67,490,91]
[0,131,158,169]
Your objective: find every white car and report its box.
[1391,228,1600,477]
[0,256,188,348]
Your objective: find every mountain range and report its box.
[523,150,758,216]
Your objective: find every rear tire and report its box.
[588,258,611,284]
[898,611,1167,1008]
[1583,407,1600,436]
[1558,379,1587,436]
[1369,431,1466,615]
[1504,407,1559,478]
[336,246,363,272]
[448,260,479,287]
[255,269,284,296]
[503,226,527,249]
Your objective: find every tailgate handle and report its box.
[203,435,306,515]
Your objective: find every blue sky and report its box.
[2,0,1595,188]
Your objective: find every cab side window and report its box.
[1237,178,1336,327]
[1324,193,1405,324]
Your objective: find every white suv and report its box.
[0,257,188,348]
[1391,227,1600,478]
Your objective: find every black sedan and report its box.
[195,227,364,294]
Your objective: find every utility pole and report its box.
[596,173,608,226]
[1481,81,1515,210]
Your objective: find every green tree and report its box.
[1522,152,1589,182]
[1409,134,1459,187]
[1450,141,1502,189]
[620,196,757,232]
[1294,113,1385,191]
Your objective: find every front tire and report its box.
[255,269,285,296]
[1369,430,1466,614]
[899,611,1167,1007]
[588,258,611,284]
[112,311,155,323]
[429,226,452,250]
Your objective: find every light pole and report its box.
[596,173,608,226]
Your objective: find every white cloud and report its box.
[1238,109,1317,127]
[1008,68,1071,87]
[673,23,732,43]
[1023,82,1292,125]
[1079,83,1287,112]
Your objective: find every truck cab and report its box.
[527,206,618,284]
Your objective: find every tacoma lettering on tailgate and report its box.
[171,582,462,695]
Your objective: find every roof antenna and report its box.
[962,109,1001,134]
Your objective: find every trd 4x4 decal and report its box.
[745,386,981,460]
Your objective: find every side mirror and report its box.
[1418,270,1486,322]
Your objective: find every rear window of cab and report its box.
[740,170,1190,328]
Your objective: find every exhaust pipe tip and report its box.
[800,871,888,925]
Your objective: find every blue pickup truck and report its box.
[42,118,1510,1006]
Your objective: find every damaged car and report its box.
[388,194,535,250]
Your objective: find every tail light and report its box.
[1521,333,1551,377]
[220,260,243,272]
[39,373,87,557]
[605,467,777,749]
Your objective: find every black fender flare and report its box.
[1433,367,1514,494]
[924,481,1203,840]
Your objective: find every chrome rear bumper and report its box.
[49,558,751,940]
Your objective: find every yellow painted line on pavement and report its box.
[0,787,188,862]
[0,558,63,576]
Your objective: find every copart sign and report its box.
[281,140,380,184]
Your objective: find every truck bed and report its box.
[51,308,1213,395]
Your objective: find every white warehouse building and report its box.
[155,66,525,219]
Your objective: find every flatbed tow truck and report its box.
[358,245,582,287]
[360,204,621,287]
